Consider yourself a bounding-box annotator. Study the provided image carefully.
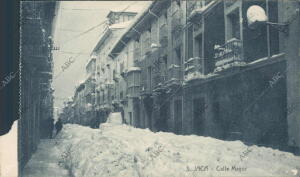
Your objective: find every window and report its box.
[147,66,152,90]
[193,98,206,135]
[174,99,182,134]
[113,69,118,82]
[151,20,158,44]
[195,34,203,58]
[142,31,151,55]
[115,15,120,24]
[227,10,240,39]
[134,39,141,61]
[187,25,194,58]
[129,112,133,125]
[163,55,168,80]
[97,91,100,104]
[120,91,124,99]
[120,62,124,73]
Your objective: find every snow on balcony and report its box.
[214,38,246,73]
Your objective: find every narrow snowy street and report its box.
[22,121,300,177]
[22,139,69,177]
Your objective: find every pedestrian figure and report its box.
[55,118,63,136]
[49,118,54,138]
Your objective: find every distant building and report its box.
[84,55,97,127]
[59,98,74,124]
[73,80,86,124]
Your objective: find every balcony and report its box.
[127,67,141,98]
[152,74,167,95]
[184,57,205,82]
[165,64,182,88]
[214,38,246,73]
[153,74,167,87]
[159,24,168,48]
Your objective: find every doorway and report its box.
[193,97,206,135]
[174,99,182,134]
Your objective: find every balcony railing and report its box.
[184,57,205,81]
[152,74,167,94]
[168,64,182,81]
[214,38,245,73]
[153,74,167,87]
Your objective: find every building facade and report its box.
[93,10,139,125]
[19,1,58,171]
[64,0,300,153]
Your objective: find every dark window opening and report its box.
[174,99,182,134]
[175,46,182,65]
[193,98,205,135]
[163,55,168,80]
[147,66,152,91]
[187,25,194,59]
[195,34,203,58]
[129,112,132,125]
[227,10,240,39]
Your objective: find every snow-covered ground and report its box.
[49,123,300,177]
[22,139,69,177]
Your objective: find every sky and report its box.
[52,1,150,117]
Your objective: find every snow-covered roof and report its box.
[107,2,153,59]
[108,20,132,29]
[91,27,112,54]
[109,4,146,14]
[76,79,86,87]
[127,67,141,72]
[85,56,96,69]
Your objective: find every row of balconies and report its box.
[95,38,244,105]
[94,40,243,105]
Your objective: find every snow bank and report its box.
[56,124,300,177]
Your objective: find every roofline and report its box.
[106,10,138,18]
[91,27,112,55]
[85,57,96,71]
[107,1,160,59]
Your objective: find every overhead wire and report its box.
[58,1,137,46]
[54,2,140,103]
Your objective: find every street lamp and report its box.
[246,5,289,34]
